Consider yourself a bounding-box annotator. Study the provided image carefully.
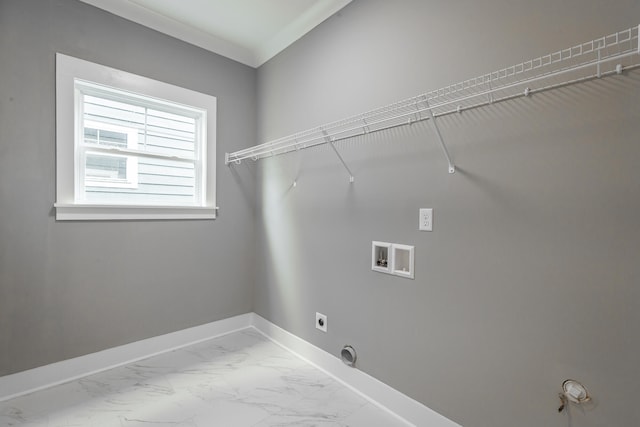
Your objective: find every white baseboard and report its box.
[0,313,253,402]
[250,313,461,427]
[0,312,460,427]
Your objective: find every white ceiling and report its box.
[78,0,352,67]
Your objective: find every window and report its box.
[55,53,217,220]
[83,120,139,190]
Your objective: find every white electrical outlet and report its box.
[315,312,327,332]
[419,208,433,231]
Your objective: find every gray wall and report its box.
[2,1,640,426]
[255,1,640,427]
[0,0,256,376]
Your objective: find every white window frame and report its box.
[55,53,217,220]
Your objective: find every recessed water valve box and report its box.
[372,241,414,279]
[372,241,392,274]
[392,244,415,279]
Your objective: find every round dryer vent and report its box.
[341,345,357,367]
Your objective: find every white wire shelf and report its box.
[226,25,640,175]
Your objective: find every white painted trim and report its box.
[256,0,353,66]
[54,204,218,221]
[0,312,460,427]
[76,0,352,68]
[55,53,217,221]
[250,313,462,427]
[77,0,256,66]
[0,313,252,402]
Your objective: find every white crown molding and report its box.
[256,0,353,66]
[77,0,352,68]
[78,0,256,66]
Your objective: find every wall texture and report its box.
[0,0,256,376]
[255,1,640,427]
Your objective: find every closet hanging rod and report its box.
[226,24,639,167]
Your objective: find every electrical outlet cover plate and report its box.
[316,312,327,332]
[419,208,433,231]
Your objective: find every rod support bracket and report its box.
[323,130,355,183]
[425,103,456,175]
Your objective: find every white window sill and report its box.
[54,204,218,221]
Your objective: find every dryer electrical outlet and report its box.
[315,312,327,332]
[419,208,433,231]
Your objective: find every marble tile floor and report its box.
[0,329,408,427]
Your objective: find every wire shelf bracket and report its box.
[226,24,640,176]
[424,98,455,174]
[323,130,355,183]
